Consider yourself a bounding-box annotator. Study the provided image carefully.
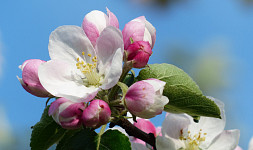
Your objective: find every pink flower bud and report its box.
[82,8,119,47]
[126,41,152,68]
[17,59,51,97]
[82,99,111,128]
[122,16,156,50]
[125,79,169,119]
[48,98,85,129]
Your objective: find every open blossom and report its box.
[156,97,240,150]
[122,16,156,50]
[38,25,124,102]
[17,59,51,97]
[48,97,85,129]
[125,78,169,119]
[82,99,111,128]
[82,8,119,47]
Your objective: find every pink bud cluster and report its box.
[83,9,156,68]
[49,98,111,129]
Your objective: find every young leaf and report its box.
[137,63,221,118]
[56,129,131,150]
[30,106,67,150]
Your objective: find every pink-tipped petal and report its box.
[125,81,155,113]
[18,59,50,97]
[106,8,119,28]
[122,21,145,49]
[82,18,100,47]
[48,98,68,115]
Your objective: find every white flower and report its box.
[38,25,124,102]
[156,97,240,150]
[249,137,253,150]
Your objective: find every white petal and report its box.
[143,19,156,49]
[100,48,123,89]
[206,130,240,150]
[96,26,123,89]
[156,136,177,150]
[162,113,191,139]
[143,79,166,92]
[249,137,253,150]
[48,25,95,66]
[96,26,123,73]
[38,59,98,102]
[187,97,225,148]
[84,10,109,33]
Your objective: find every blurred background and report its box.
[0,0,253,149]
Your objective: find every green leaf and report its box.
[137,63,221,118]
[99,130,131,150]
[30,106,67,150]
[56,129,131,150]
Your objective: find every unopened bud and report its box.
[126,41,152,68]
[48,98,85,129]
[125,79,169,119]
[17,59,51,97]
[82,99,111,128]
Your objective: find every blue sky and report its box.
[0,0,253,149]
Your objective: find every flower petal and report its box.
[48,25,95,66]
[122,19,145,49]
[156,136,177,150]
[101,48,123,89]
[106,8,119,28]
[143,18,156,49]
[96,26,123,89]
[206,130,240,150]
[187,97,225,148]
[162,113,191,139]
[38,59,98,102]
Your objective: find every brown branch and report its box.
[112,118,157,150]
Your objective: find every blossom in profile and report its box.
[48,98,85,129]
[82,8,119,47]
[125,78,169,119]
[122,16,156,50]
[38,25,124,102]
[156,97,240,150]
[82,99,111,128]
[17,59,51,97]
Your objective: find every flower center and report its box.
[179,129,207,150]
[76,52,100,86]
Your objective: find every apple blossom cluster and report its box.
[18,8,240,150]
[17,8,167,129]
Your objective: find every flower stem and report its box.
[96,125,107,150]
